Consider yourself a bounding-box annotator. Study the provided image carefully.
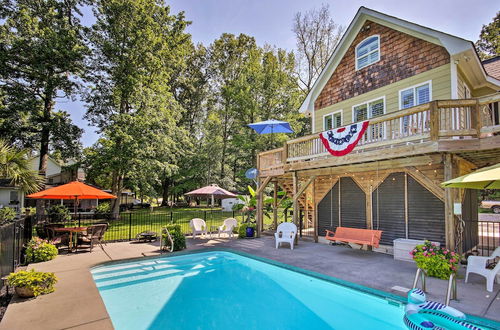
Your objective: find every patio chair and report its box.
[46,227,70,249]
[274,222,297,250]
[77,223,108,252]
[189,218,207,238]
[218,218,238,238]
[465,246,500,292]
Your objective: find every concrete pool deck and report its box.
[1,237,499,329]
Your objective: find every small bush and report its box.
[0,207,16,225]
[162,224,186,251]
[46,205,71,222]
[238,223,256,238]
[7,269,58,297]
[410,240,460,280]
[26,238,58,263]
[95,202,111,214]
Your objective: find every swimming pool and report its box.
[92,251,415,329]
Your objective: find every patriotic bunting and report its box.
[319,121,369,156]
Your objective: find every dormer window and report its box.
[355,35,380,70]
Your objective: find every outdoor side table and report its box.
[136,231,158,242]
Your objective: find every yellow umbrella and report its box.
[441,163,500,189]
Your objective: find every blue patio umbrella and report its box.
[247,119,294,134]
[248,119,294,146]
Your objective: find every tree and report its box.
[84,0,191,215]
[0,0,87,174]
[476,12,500,60]
[292,4,344,94]
[0,140,44,193]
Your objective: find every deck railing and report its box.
[259,93,500,172]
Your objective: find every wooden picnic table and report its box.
[54,227,88,251]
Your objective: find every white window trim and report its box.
[352,96,386,122]
[398,80,433,109]
[323,110,343,130]
[355,35,381,71]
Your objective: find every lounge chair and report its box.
[77,223,108,252]
[465,246,500,292]
[218,218,238,238]
[274,222,297,250]
[189,218,207,238]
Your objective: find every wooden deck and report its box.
[258,94,500,176]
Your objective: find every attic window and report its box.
[355,35,380,70]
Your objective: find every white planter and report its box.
[393,238,440,262]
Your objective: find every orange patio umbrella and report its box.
[27,181,116,214]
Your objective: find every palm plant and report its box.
[0,140,44,193]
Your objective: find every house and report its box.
[0,179,24,211]
[256,7,500,254]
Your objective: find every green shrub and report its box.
[26,238,58,263]
[410,240,460,280]
[238,223,256,238]
[162,224,186,251]
[46,205,71,222]
[95,202,111,214]
[0,207,16,224]
[7,269,57,297]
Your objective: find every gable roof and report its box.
[300,7,500,113]
[483,56,500,80]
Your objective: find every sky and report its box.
[68,0,498,146]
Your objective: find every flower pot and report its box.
[15,286,35,298]
[245,227,255,238]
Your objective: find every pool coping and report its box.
[92,247,500,329]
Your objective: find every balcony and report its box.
[258,93,500,176]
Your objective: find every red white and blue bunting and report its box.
[319,121,369,156]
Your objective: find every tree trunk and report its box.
[161,177,171,206]
[111,170,122,218]
[36,92,53,216]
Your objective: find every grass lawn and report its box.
[67,206,289,241]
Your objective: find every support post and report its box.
[444,154,456,250]
[273,181,278,230]
[292,172,299,226]
[256,176,272,237]
[312,179,318,243]
[430,101,439,141]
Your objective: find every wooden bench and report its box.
[325,227,383,248]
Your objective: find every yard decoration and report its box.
[410,240,460,280]
[25,238,58,263]
[319,121,369,156]
[7,269,58,298]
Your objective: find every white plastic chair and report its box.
[465,246,500,292]
[274,222,297,250]
[189,218,207,238]
[218,218,238,238]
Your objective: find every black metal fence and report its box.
[0,217,33,278]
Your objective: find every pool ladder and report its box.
[412,268,457,305]
[160,227,174,253]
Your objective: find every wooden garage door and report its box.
[340,177,366,229]
[318,182,339,235]
[407,175,445,245]
[372,173,406,246]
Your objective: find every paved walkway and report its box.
[1,237,499,329]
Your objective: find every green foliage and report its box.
[25,238,58,263]
[0,140,44,193]
[476,12,499,60]
[95,202,111,214]
[0,207,16,224]
[162,224,186,251]
[238,223,256,238]
[7,269,58,297]
[46,205,71,222]
[0,0,86,162]
[410,241,460,280]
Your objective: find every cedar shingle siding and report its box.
[315,21,450,110]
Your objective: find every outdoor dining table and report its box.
[54,227,88,252]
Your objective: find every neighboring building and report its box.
[0,179,24,212]
[221,198,245,212]
[256,7,500,253]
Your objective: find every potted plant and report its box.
[25,238,58,263]
[410,240,460,280]
[7,269,58,298]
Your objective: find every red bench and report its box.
[325,227,383,248]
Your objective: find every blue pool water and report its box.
[92,251,408,329]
